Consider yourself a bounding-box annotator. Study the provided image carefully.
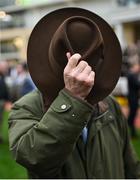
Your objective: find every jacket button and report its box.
[109,115,113,119]
[61,104,67,110]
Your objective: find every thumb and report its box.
[66,52,71,60]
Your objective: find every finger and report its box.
[66,52,71,60]
[72,61,88,75]
[82,65,92,75]
[87,71,95,84]
[66,53,81,70]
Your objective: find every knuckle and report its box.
[84,79,93,87]
[74,53,81,58]
[72,53,81,61]
[70,72,77,80]
[85,76,95,86]
[77,76,88,84]
[90,79,95,85]
[80,60,88,66]
[91,71,95,75]
[76,76,83,82]
[64,68,69,75]
[87,66,92,71]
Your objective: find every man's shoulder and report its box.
[105,95,124,121]
[105,95,126,132]
[105,95,120,110]
[15,90,40,104]
[13,90,44,115]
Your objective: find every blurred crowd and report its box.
[120,40,140,138]
[122,40,140,76]
[0,60,35,102]
[0,60,35,143]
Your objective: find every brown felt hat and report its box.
[27,7,122,105]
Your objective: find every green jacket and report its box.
[8,89,140,179]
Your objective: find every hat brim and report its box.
[27,7,122,104]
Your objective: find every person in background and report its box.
[127,59,140,138]
[0,61,11,143]
[10,63,26,100]
[12,63,35,100]
[20,63,36,96]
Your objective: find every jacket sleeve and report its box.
[8,89,93,178]
[109,96,140,178]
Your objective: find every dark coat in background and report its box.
[0,74,9,101]
[127,71,140,137]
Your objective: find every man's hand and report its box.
[64,52,95,100]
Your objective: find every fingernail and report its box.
[74,53,81,59]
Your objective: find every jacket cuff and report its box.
[41,89,93,143]
[51,88,93,126]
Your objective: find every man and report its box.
[8,7,140,178]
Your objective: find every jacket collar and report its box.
[86,98,114,138]
[98,99,109,115]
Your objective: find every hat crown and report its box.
[49,16,104,74]
[66,16,103,55]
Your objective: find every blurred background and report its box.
[0,0,140,178]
